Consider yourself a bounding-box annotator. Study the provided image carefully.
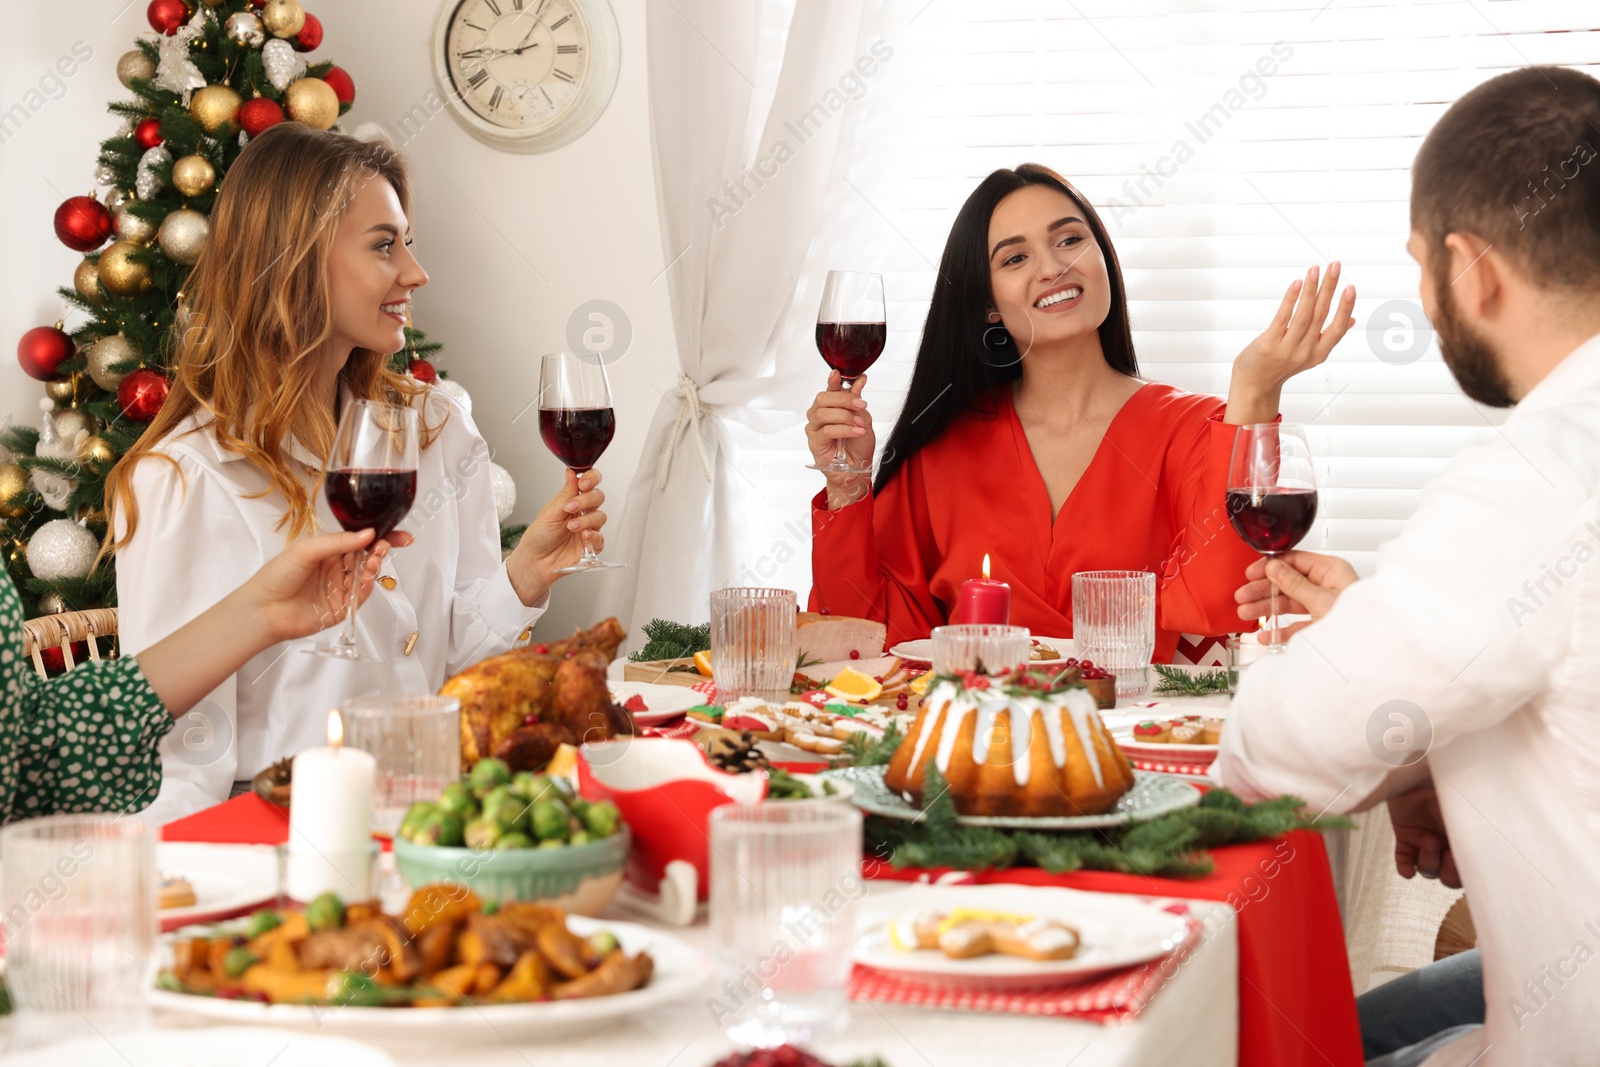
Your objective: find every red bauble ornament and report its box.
[53,195,114,252]
[118,369,171,422]
[322,65,356,105]
[134,116,164,151]
[249,0,266,7]
[147,0,189,35]
[40,642,91,676]
[239,97,286,137]
[408,359,437,384]
[17,325,75,382]
[294,13,323,51]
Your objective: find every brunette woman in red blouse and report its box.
[806,165,1357,661]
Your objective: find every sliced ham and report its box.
[795,613,887,665]
[798,655,901,685]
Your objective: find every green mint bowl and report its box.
[391,826,630,916]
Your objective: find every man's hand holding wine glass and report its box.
[1234,549,1360,644]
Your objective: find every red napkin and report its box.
[849,909,1202,1024]
[163,793,289,846]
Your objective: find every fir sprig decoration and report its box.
[1152,663,1232,696]
[628,618,711,662]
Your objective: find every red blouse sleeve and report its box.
[1155,410,1263,638]
[807,457,948,646]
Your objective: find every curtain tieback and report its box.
[657,373,714,490]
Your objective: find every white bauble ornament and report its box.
[262,38,305,92]
[435,378,471,413]
[488,462,517,524]
[27,519,101,581]
[136,145,172,201]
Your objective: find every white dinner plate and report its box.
[888,636,1076,664]
[2,1026,398,1067]
[609,681,706,724]
[157,843,280,931]
[1110,726,1220,762]
[150,915,712,1041]
[854,883,1190,990]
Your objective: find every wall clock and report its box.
[432,0,620,153]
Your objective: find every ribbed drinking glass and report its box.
[341,694,462,836]
[1071,570,1156,697]
[710,801,863,1048]
[710,587,798,701]
[930,623,1031,675]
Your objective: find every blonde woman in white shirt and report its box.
[1216,65,1600,1067]
[105,125,607,824]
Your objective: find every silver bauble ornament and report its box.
[261,38,305,92]
[95,162,117,186]
[488,462,517,524]
[157,208,209,265]
[117,50,156,89]
[26,519,100,582]
[135,145,171,201]
[88,334,137,391]
[113,201,157,244]
[53,409,96,442]
[225,11,265,46]
[37,592,68,615]
[104,187,129,216]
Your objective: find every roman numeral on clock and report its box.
[551,68,575,83]
[484,0,501,14]
[467,69,489,90]
[556,44,579,54]
[489,85,504,109]
[551,14,571,28]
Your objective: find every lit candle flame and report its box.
[327,709,344,750]
[982,553,991,581]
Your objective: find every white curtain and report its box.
[599,0,873,648]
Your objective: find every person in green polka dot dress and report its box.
[0,527,407,823]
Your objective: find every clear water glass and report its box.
[1072,570,1156,697]
[341,694,462,836]
[930,623,1031,675]
[1,814,156,1051]
[710,587,798,701]
[710,802,863,1048]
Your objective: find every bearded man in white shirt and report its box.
[1213,65,1600,1067]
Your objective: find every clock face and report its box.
[436,0,618,150]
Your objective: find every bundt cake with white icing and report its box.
[884,669,1135,817]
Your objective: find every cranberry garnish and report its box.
[849,649,860,660]
[533,643,549,654]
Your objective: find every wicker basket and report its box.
[20,607,118,678]
[1434,895,1477,960]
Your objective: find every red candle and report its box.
[958,553,1011,624]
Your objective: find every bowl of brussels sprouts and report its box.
[391,757,631,916]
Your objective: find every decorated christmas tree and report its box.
[1,0,521,652]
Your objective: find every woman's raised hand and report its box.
[805,370,875,501]
[506,467,607,602]
[1226,262,1357,424]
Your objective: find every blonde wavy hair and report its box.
[105,123,442,558]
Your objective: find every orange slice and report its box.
[824,666,883,703]
[693,649,714,677]
[909,672,932,696]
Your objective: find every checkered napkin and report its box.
[848,905,1203,1024]
[638,717,699,740]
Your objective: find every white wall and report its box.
[0,0,677,643]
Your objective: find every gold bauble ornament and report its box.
[117,50,155,90]
[45,377,78,404]
[37,591,68,615]
[98,240,152,296]
[171,154,216,197]
[0,463,27,519]
[54,408,96,441]
[285,77,338,130]
[88,334,138,391]
[190,85,243,136]
[113,201,157,244]
[261,0,306,38]
[73,258,104,303]
[158,208,209,265]
[82,436,118,466]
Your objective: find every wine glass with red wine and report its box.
[307,398,419,661]
[539,351,623,573]
[1226,423,1318,655]
[807,270,886,476]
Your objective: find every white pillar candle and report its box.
[285,709,376,903]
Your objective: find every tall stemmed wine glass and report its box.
[807,270,885,476]
[308,399,419,661]
[1226,423,1319,655]
[539,352,623,573]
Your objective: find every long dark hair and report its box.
[874,164,1138,493]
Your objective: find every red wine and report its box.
[540,406,615,472]
[325,468,417,540]
[816,322,886,380]
[1225,487,1318,555]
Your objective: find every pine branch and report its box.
[627,618,711,662]
[1152,663,1231,696]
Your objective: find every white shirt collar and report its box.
[177,384,358,470]
[1509,330,1600,420]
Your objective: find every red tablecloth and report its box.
[164,795,1361,1067]
[865,828,1361,1067]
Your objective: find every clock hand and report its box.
[513,41,542,55]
